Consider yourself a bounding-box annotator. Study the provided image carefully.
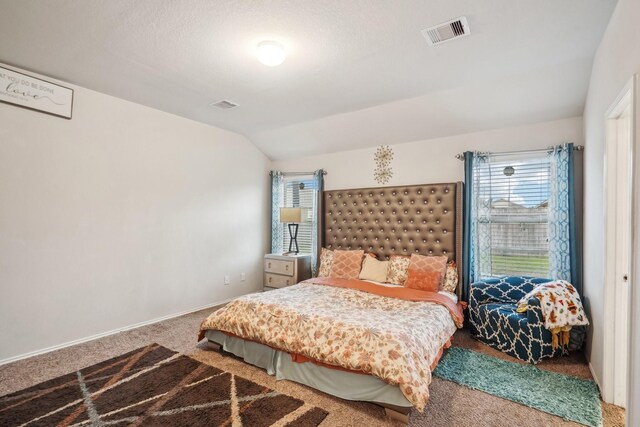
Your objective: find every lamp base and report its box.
[288,223,299,254]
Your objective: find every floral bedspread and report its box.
[199,281,461,411]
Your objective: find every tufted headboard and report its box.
[323,182,463,297]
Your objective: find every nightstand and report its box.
[264,253,311,291]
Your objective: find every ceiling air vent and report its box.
[421,16,470,45]
[209,100,239,110]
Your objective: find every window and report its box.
[279,174,318,254]
[473,154,551,278]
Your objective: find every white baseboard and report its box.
[588,361,603,397]
[0,297,236,366]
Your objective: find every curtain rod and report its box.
[269,170,328,176]
[454,145,584,160]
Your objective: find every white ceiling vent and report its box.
[209,100,239,110]
[421,17,470,45]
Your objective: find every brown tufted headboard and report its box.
[323,182,463,298]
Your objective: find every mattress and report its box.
[200,278,464,411]
[205,330,412,408]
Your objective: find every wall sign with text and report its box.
[0,66,74,119]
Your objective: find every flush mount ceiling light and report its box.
[256,40,286,66]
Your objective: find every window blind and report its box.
[474,154,551,278]
[280,174,317,254]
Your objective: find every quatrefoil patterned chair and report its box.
[468,276,568,364]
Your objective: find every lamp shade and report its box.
[279,207,309,223]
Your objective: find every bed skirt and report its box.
[205,330,412,409]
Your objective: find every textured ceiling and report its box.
[0,0,616,159]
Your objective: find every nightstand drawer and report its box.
[263,253,310,291]
[264,258,294,276]
[264,273,294,288]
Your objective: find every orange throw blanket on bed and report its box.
[302,277,466,327]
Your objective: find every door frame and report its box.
[602,75,637,408]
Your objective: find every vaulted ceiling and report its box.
[0,0,617,159]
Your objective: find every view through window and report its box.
[280,175,317,254]
[474,154,551,278]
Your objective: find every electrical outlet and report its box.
[224,275,230,285]
[240,272,246,281]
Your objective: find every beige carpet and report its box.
[0,306,625,427]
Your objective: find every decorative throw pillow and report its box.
[407,253,448,288]
[358,256,389,282]
[441,261,459,292]
[329,250,365,280]
[405,269,442,292]
[317,248,334,278]
[386,255,411,285]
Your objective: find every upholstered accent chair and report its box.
[468,276,566,364]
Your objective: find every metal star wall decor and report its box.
[374,145,394,184]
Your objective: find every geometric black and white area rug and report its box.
[0,343,328,426]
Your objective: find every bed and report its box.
[199,182,464,420]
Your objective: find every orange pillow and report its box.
[407,253,448,288]
[405,269,442,292]
[329,250,365,279]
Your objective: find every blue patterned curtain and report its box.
[548,143,580,293]
[462,152,475,301]
[270,171,284,254]
[310,169,325,276]
[467,152,491,292]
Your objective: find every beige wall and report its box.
[582,0,640,417]
[0,65,271,362]
[272,117,583,190]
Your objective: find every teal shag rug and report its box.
[433,347,602,427]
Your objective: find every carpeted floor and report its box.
[0,306,626,427]
[433,347,602,426]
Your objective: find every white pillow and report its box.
[358,256,389,282]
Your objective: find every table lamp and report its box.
[279,207,308,254]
